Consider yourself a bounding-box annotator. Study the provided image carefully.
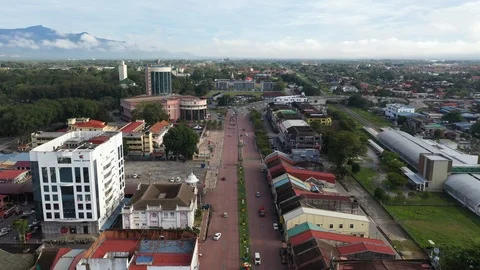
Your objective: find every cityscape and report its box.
[0,1,480,270]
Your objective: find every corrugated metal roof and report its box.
[445,174,480,216]
[287,222,326,238]
[53,249,84,270]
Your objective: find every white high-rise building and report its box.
[30,131,125,237]
[119,60,127,81]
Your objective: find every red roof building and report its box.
[74,229,198,270]
[266,151,336,184]
[14,161,31,170]
[290,230,386,247]
[120,120,145,133]
[149,120,170,134]
[0,170,29,184]
[337,242,396,259]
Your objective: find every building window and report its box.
[85,186,90,192]
[79,213,84,219]
[170,212,175,218]
[42,167,48,182]
[76,186,82,192]
[52,195,58,201]
[75,167,81,183]
[77,195,82,201]
[350,224,354,229]
[152,213,157,218]
[44,186,49,192]
[339,224,343,229]
[59,168,72,183]
[54,213,60,219]
[78,204,84,210]
[85,195,91,201]
[329,224,333,229]
[163,212,168,218]
[46,213,52,219]
[45,204,51,210]
[44,195,50,201]
[57,157,71,164]
[86,204,91,210]
[83,168,89,183]
[87,213,92,219]
[52,186,57,192]
[53,203,59,210]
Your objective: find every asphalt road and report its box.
[237,112,287,270]
[199,110,240,270]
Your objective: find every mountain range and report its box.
[0,25,199,59]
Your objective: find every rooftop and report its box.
[126,183,196,211]
[290,229,385,247]
[31,131,120,153]
[71,119,107,129]
[0,170,28,180]
[284,207,369,224]
[149,120,170,133]
[337,242,396,256]
[120,121,145,133]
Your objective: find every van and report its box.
[254,252,261,265]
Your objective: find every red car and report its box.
[221,177,226,181]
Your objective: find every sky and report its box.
[1,0,480,59]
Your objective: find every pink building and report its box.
[120,95,207,122]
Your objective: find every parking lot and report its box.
[124,161,207,184]
[0,202,41,243]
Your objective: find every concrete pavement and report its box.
[237,112,287,270]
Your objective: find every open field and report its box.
[386,205,480,248]
[207,90,264,97]
[350,108,394,127]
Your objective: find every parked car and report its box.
[213,233,222,241]
[221,177,226,181]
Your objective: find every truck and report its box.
[259,207,266,217]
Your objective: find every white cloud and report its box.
[201,37,480,59]
[6,37,39,49]
[42,39,79,49]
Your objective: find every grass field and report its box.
[352,167,377,194]
[350,108,393,127]
[207,90,264,97]
[386,205,480,248]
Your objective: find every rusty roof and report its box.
[127,183,195,210]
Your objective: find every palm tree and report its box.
[13,219,29,243]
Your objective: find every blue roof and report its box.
[396,112,422,117]
[136,255,154,264]
[273,178,290,188]
[0,153,30,162]
[139,240,195,254]
[100,198,130,231]
[454,122,473,127]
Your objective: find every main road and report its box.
[236,110,287,269]
[199,110,240,269]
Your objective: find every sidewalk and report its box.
[201,130,225,190]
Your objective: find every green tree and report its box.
[13,219,29,243]
[273,81,286,92]
[471,122,480,138]
[347,94,369,109]
[380,151,406,173]
[163,124,200,159]
[351,162,361,174]
[374,188,390,201]
[386,172,408,188]
[194,80,213,97]
[132,102,169,126]
[441,111,464,123]
[327,131,366,178]
[441,245,480,270]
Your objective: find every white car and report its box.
[273,223,279,231]
[213,232,222,241]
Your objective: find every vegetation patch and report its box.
[237,165,251,265]
[386,205,480,248]
[250,110,273,156]
[350,108,393,127]
[352,167,377,194]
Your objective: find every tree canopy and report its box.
[441,111,464,123]
[327,130,366,177]
[132,102,169,126]
[163,125,200,159]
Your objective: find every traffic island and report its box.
[237,165,251,268]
